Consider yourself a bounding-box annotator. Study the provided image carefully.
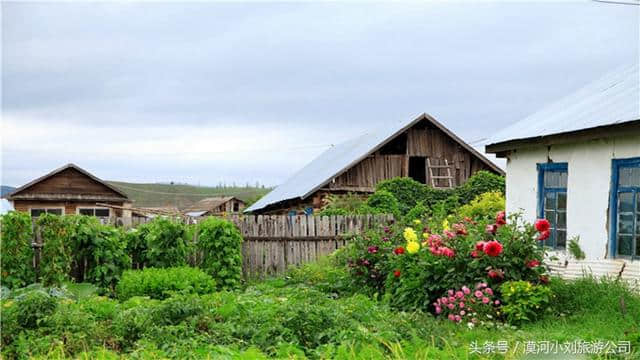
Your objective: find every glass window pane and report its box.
[47,209,62,215]
[30,209,45,217]
[559,171,568,187]
[79,208,94,216]
[95,209,110,217]
[556,230,566,249]
[557,192,567,210]
[545,210,556,228]
[619,167,640,187]
[618,235,633,256]
[636,236,640,257]
[544,192,555,210]
[544,172,559,187]
[557,211,566,229]
[619,192,634,213]
[619,214,634,234]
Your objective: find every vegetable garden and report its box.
[1,172,638,359]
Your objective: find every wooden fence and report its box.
[29,214,394,279]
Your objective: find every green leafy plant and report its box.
[116,267,216,300]
[499,280,552,324]
[457,191,505,221]
[37,214,73,286]
[567,236,586,260]
[402,201,429,225]
[0,212,35,288]
[453,170,505,205]
[317,193,367,216]
[144,218,189,268]
[195,217,243,289]
[364,190,400,216]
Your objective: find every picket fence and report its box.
[30,214,394,279]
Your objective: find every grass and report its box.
[106,181,271,209]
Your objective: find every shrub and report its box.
[195,217,243,289]
[499,280,553,324]
[37,214,73,286]
[457,192,505,221]
[6,289,58,329]
[116,267,216,300]
[317,193,366,216]
[453,170,505,205]
[124,224,151,269]
[0,211,35,288]
[375,177,432,214]
[365,190,400,216]
[144,218,189,268]
[403,201,429,225]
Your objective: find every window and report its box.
[233,202,240,212]
[610,157,640,258]
[77,208,110,217]
[30,208,63,217]
[537,163,568,249]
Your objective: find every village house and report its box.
[6,163,131,219]
[246,113,504,214]
[485,64,639,280]
[183,196,246,217]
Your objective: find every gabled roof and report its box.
[183,196,242,212]
[7,163,130,200]
[486,64,640,153]
[246,113,503,213]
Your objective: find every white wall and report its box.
[505,134,640,260]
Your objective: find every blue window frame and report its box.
[609,157,640,259]
[537,163,568,249]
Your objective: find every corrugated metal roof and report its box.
[246,113,503,213]
[487,63,640,148]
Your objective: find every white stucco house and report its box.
[485,64,639,282]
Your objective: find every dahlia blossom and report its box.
[485,224,498,235]
[495,211,507,226]
[483,241,503,257]
[393,270,401,278]
[535,219,551,232]
[475,241,486,251]
[367,246,378,254]
[406,241,420,254]
[393,247,405,255]
[537,230,550,241]
[526,259,540,268]
[403,227,418,243]
[441,247,455,258]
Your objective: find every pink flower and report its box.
[383,226,391,233]
[496,211,507,226]
[449,296,456,303]
[485,288,493,296]
[494,300,500,305]
[460,310,466,316]
[459,302,465,309]
[488,269,504,280]
[428,234,443,247]
[447,303,455,310]
[382,237,390,242]
[537,230,550,241]
[367,246,379,254]
[444,230,456,239]
[482,297,490,304]
[448,289,454,296]
[474,290,483,298]
[441,297,448,304]
[485,224,497,235]
[453,223,468,235]
[527,259,541,268]
[471,250,479,258]
[462,286,470,295]
[441,247,455,258]
[435,306,442,314]
[436,298,442,305]
[475,241,486,251]
[448,314,455,321]
[455,291,464,299]
[454,315,461,322]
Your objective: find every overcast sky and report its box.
[2,1,638,188]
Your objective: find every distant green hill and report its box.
[106,181,271,209]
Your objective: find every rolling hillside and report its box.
[107,181,271,209]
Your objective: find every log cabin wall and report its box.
[12,200,125,216]
[21,168,124,198]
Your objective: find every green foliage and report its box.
[403,201,429,225]
[37,214,73,287]
[365,190,400,216]
[285,255,353,296]
[453,170,505,205]
[124,224,151,269]
[0,211,35,288]
[116,267,216,300]
[567,236,586,260]
[144,218,189,268]
[6,289,58,329]
[195,217,243,289]
[317,193,366,216]
[500,281,553,324]
[375,177,434,214]
[457,192,505,221]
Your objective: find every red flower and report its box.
[441,247,455,258]
[537,230,550,241]
[539,275,550,284]
[485,224,497,235]
[471,250,479,258]
[488,269,504,279]
[393,270,401,278]
[483,241,503,257]
[535,219,550,232]
[495,211,507,226]
[444,230,456,239]
[475,241,486,251]
[526,259,540,268]
[393,247,405,255]
[453,223,468,235]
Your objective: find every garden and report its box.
[1,172,639,359]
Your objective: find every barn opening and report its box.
[409,156,427,184]
[379,133,407,155]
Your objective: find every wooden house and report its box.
[246,113,504,214]
[7,163,131,218]
[183,196,246,217]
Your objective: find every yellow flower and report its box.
[442,219,450,231]
[403,227,418,243]
[406,241,420,254]
[422,232,430,239]
[3,301,14,308]
[413,219,422,225]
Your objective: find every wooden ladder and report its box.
[427,158,454,189]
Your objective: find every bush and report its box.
[365,190,400,216]
[0,211,35,288]
[116,267,216,300]
[453,170,505,205]
[144,218,189,268]
[195,217,243,289]
[376,177,432,214]
[124,224,151,269]
[403,201,429,225]
[499,280,553,324]
[37,214,73,286]
[457,192,505,221]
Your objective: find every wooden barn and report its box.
[246,113,504,214]
[6,163,131,218]
[183,196,246,217]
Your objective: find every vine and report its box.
[0,212,35,288]
[37,214,72,286]
[196,217,243,289]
